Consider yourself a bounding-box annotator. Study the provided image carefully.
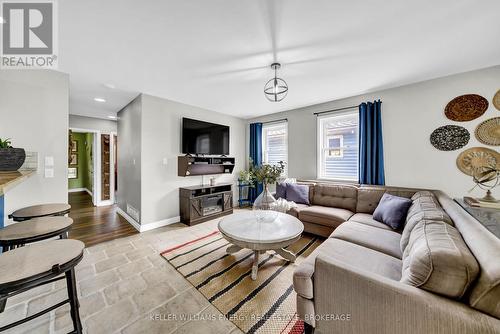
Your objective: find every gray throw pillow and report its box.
[373,193,412,230]
[275,182,287,199]
[286,184,310,205]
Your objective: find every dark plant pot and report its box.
[0,148,26,171]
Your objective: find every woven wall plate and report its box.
[430,125,470,151]
[456,147,500,176]
[445,94,489,121]
[494,90,500,111]
[475,117,500,146]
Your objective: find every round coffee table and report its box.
[218,211,304,280]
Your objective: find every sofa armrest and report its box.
[313,253,500,334]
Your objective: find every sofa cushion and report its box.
[401,220,479,299]
[373,193,412,230]
[286,183,310,205]
[299,206,354,228]
[293,238,402,300]
[286,203,309,218]
[312,184,357,212]
[331,221,403,259]
[356,186,416,214]
[400,209,453,253]
[348,213,393,231]
[411,190,435,201]
[406,196,442,221]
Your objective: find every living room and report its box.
[0,1,499,334]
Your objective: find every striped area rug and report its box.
[161,231,321,334]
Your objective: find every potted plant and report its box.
[249,159,285,222]
[0,138,26,171]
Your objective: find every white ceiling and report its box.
[60,0,500,119]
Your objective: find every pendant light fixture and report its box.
[264,63,288,102]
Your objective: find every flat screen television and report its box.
[182,118,230,155]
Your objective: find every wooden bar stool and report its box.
[0,240,84,333]
[8,203,71,222]
[0,217,73,252]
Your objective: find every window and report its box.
[317,112,359,181]
[262,121,288,175]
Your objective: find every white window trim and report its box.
[262,121,288,176]
[316,111,359,182]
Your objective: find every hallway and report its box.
[68,191,138,247]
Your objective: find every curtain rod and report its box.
[313,105,358,116]
[262,118,288,124]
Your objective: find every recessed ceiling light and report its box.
[107,115,117,119]
[104,83,116,89]
[0,17,5,24]
[94,97,106,103]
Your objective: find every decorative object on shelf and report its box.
[0,138,26,171]
[456,147,500,176]
[430,125,470,151]
[250,161,285,222]
[469,166,499,203]
[445,94,489,121]
[68,167,78,179]
[475,117,500,146]
[264,63,288,102]
[493,89,500,111]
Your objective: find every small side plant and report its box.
[0,138,12,149]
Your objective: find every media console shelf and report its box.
[179,183,233,225]
[178,156,235,177]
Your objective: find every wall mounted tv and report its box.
[182,118,230,155]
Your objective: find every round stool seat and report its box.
[0,217,73,243]
[0,240,84,287]
[9,203,71,221]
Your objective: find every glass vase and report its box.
[253,183,278,223]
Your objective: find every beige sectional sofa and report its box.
[289,183,500,334]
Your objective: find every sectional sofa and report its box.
[287,183,500,334]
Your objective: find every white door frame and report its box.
[69,127,116,207]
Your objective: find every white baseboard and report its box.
[115,207,180,233]
[97,200,113,207]
[140,216,180,232]
[116,207,141,232]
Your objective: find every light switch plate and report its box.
[44,169,54,178]
[45,156,54,167]
[162,158,168,165]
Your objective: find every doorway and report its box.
[68,130,96,204]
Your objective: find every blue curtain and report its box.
[249,123,263,202]
[359,100,385,185]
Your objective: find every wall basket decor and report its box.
[493,89,500,111]
[456,147,500,176]
[475,117,500,146]
[430,125,470,151]
[445,94,489,121]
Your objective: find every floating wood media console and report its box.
[177,156,235,177]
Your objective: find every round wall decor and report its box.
[445,94,489,121]
[475,117,500,146]
[456,147,500,176]
[493,89,500,111]
[430,125,470,151]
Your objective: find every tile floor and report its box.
[0,216,245,334]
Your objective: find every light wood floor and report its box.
[68,191,138,247]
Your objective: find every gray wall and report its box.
[69,114,117,134]
[140,94,246,225]
[117,96,142,221]
[0,70,69,224]
[249,65,500,198]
